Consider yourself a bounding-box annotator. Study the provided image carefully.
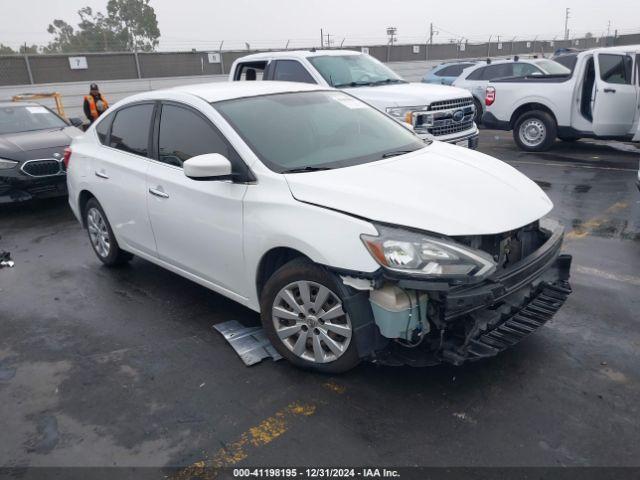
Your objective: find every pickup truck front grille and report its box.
[413,97,476,138]
[428,98,474,112]
[20,159,64,177]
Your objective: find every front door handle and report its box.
[95,171,109,179]
[148,187,169,199]
[603,88,616,93]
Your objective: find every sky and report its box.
[1,0,639,51]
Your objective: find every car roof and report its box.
[122,81,328,104]
[234,49,364,62]
[0,101,42,108]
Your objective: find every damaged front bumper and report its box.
[341,220,572,366]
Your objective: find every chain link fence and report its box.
[1,31,639,88]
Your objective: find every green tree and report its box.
[0,43,16,54]
[45,0,159,53]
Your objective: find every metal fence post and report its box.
[24,55,34,84]
[133,51,142,79]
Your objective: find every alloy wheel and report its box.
[272,281,352,363]
[87,207,111,258]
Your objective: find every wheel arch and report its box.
[255,247,312,301]
[510,102,558,129]
[78,189,96,228]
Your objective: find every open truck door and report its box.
[592,52,637,137]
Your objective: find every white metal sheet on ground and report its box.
[213,320,282,366]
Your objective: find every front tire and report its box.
[84,198,132,267]
[513,110,557,152]
[260,258,360,373]
[473,98,484,125]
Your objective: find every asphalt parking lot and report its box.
[1,129,639,470]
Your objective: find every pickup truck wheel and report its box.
[473,98,483,125]
[84,198,132,267]
[260,258,360,373]
[513,110,557,152]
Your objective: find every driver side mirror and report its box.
[183,153,233,180]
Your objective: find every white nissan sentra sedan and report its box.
[66,81,572,373]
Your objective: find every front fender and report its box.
[242,176,379,310]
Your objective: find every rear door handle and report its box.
[148,187,169,199]
[603,88,616,93]
[94,171,109,179]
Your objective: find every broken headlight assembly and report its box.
[0,158,18,170]
[361,224,496,282]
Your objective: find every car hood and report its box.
[343,82,473,109]
[0,127,81,160]
[284,141,553,236]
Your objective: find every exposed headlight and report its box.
[385,106,427,124]
[361,224,496,281]
[0,158,18,170]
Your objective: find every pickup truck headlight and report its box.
[361,224,496,280]
[0,159,18,170]
[385,106,427,125]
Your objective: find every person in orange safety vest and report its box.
[83,83,109,124]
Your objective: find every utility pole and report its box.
[325,33,334,48]
[607,20,611,37]
[564,8,570,40]
[487,35,492,58]
[320,28,324,48]
[428,23,438,44]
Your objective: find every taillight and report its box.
[485,86,496,106]
[62,147,72,170]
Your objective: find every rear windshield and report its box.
[213,90,425,173]
[554,55,578,72]
[0,105,67,135]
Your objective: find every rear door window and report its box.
[437,64,474,77]
[481,64,513,80]
[598,54,633,84]
[272,60,316,84]
[109,104,154,157]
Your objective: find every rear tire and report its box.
[513,110,557,152]
[473,98,484,125]
[84,198,133,267]
[260,258,360,373]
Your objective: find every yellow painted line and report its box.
[172,402,316,479]
[565,201,629,240]
[323,380,347,394]
[575,265,640,287]
[506,159,637,172]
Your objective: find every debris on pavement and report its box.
[0,250,14,268]
[213,320,282,366]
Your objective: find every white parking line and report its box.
[505,160,637,172]
[575,265,640,287]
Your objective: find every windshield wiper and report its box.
[371,78,407,86]
[332,81,373,88]
[382,150,415,159]
[282,166,333,173]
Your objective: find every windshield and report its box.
[308,55,406,88]
[554,54,578,72]
[534,60,571,75]
[0,105,67,135]
[214,91,426,173]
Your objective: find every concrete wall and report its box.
[2,32,639,87]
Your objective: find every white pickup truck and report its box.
[482,45,640,151]
[229,50,479,149]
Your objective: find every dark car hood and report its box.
[0,127,81,160]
